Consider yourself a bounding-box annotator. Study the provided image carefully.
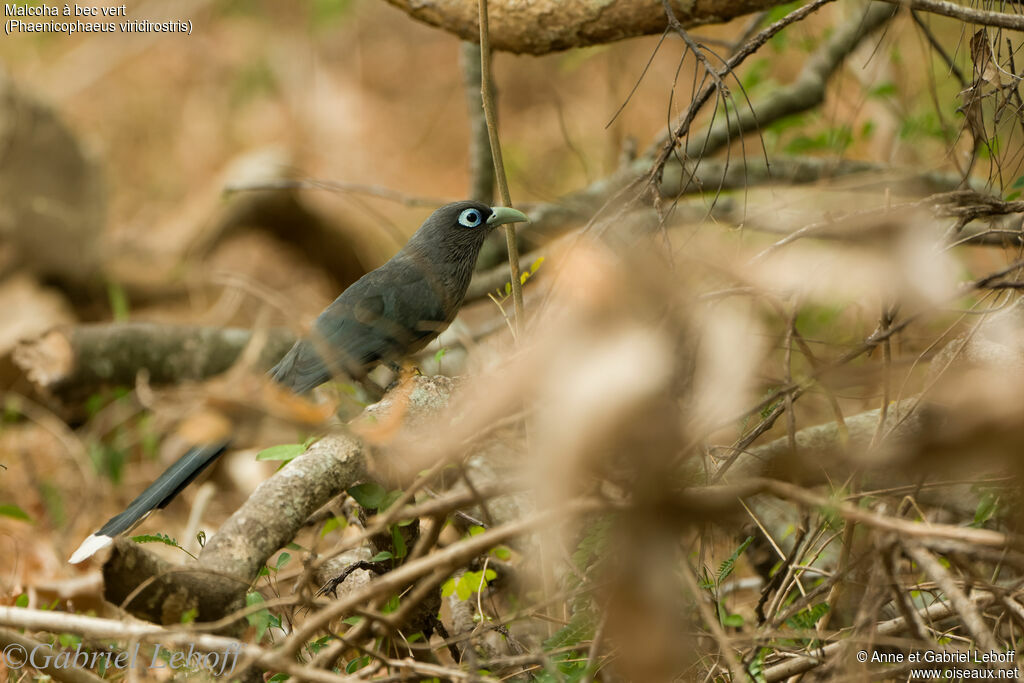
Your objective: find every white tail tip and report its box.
[69,534,113,564]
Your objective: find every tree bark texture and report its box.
[380,0,784,55]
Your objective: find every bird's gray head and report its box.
[405,200,529,257]
[429,200,527,235]
[397,200,530,320]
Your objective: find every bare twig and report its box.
[881,0,1024,31]
[761,593,998,681]
[902,542,1002,653]
[755,478,1013,548]
[478,0,526,335]
[647,0,838,189]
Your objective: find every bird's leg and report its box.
[383,361,420,393]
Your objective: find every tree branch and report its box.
[101,433,367,624]
[13,323,296,401]
[478,0,525,334]
[881,0,1024,31]
[380,0,794,55]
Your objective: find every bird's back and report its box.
[269,250,453,393]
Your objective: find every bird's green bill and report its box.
[488,206,529,226]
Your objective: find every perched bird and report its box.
[69,201,528,564]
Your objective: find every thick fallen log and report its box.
[13,323,297,400]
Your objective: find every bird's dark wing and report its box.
[270,255,449,393]
[267,338,333,395]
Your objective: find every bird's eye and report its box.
[458,208,482,227]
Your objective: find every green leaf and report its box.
[448,569,496,602]
[131,533,180,549]
[245,592,272,641]
[468,525,486,537]
[320,516,345,537]
[0,504,31,522]
[717,536,754,584]
[544,612,595,650]
[346,655,371,674]
[785,602,830,630]
[370,550,394,562]
[256,443,306,462]
[106,280,130,321]
[572,516,613,571]
[58,633,81,648]
[180,608,198,624]
[455,576,473,601]
[348,482,387,509]
[748,647,768,683]
[868,81,897,98]
[15,593,28,607]
[722,613,745,628]
[490,545,511,560]
[275,552,292,571]
[267,674,290,682]
[380,490,404,511]
[307,635,333,653]
[973,492,999,527]
[391,525,407,560]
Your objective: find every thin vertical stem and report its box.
[478,0,525,336]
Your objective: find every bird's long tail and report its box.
[68,441,229,564]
